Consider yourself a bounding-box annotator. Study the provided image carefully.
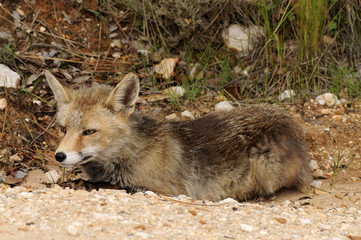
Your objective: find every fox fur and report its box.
[45,70,312,201]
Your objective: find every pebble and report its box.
[278,90,295,101]
[222,24,264,56]
[310,180,323,188]
[67,222,82,236]
[163,86,185,97]
[320,109,330,114]
[181,110,195,120]
[165,113,178,120]
[309,160,319,170]
[0,98,6,110]
[0,64,21,88]
[45,170,61,184]
[215,101,234,111]
[315,93,339,107]
[332,115,343,122]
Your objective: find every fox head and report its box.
[45,70,139,167]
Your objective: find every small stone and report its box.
[219,198,239,204]
[165,113,178,120]
[313,169,324,178]
[10,154,21,161]
[110,39,122,48]
[310,180,322,188]
[17,192,33,199]
[0,98,6,110]
[320,109,330,115]
[319,224,332,230]
[215,101,234,111]
[0,64,21,88]
[181,110,195,120]
[14,170,27,179]
[144,191,157,196]
[45,170,61,184]
[299,218,311,225]
[239,223,253,232]
[39,26,46,32]
[33,100,41,106]
[309,160,319,171]
[112,52,122,58]
[67,222,82,236]
[190,63,201,78]
[135,232,149,238]
[331,115,342,122]
[222,24,264,56]
[350,176,358,182]
[163,86,185,97]
[315,93,338,107]
[278,90,295,101]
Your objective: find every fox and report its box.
[45,70,312,201]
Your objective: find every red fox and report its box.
[45,70,312,201]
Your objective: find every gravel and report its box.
[0,184,360,240]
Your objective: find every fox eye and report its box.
[60,126,67,133]
[82,129,97,136]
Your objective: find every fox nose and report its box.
[55,152,66,162]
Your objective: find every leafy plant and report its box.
[329,152,353,188]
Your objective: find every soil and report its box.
[0,1,360,239]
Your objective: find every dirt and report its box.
[0,1,360,238]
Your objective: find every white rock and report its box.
[315,93,339,107]
[278,90,295,101]
[0,98,6,110]
[313,169,324,178]
[67,222,82,236]
[137,49,150,56]
[136,232,150,238]
[32,100,41,106]
[181,110,195,120]
[10,154,21,161]
[163,86,185,97]
[17,192,33,199]
[45,170,61,184]
[299,218,311,225]
[112,52,122,58]
[308,160,319,171]
[0,31,14,41]
[165,113,178,120]
[219,198,239,204]
[190,63,201,78]
[310,180,322,188]
[215,101,234,111]
[222,24,264,56]
[110,39,121,48]
[320,109,330,114]
[239,223,254,232]
[144,191,157,196]
[0,64,21,88]
[14,170,27,179]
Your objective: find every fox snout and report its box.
[55,152,67,162]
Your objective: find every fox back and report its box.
[45,71,312,201]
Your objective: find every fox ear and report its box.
[44,70,72,106]
[105,73,139,114]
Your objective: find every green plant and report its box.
[329,152,353,187]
